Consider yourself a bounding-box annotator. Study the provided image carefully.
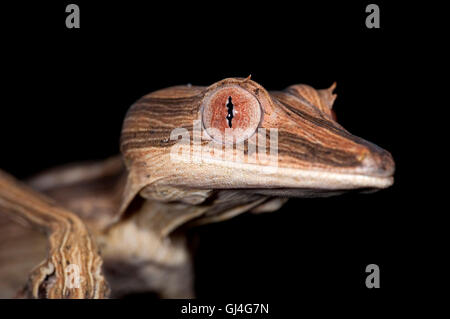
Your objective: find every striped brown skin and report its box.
[272,93,394,173]
[0,213,47,298]
[0,77,394,299]
[121,78,393,171]
[27,156,126,230]
[0,170,109,298]
[119,77,394,216]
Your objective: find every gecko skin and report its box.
[0,77,394,298]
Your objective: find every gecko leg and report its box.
[0,169,109,298]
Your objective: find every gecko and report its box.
[0,77,394,298]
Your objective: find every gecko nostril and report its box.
[356,150,369,162]
[226,96,234,128]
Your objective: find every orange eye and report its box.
[201,86,262,143]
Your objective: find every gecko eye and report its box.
[201,86,262,144]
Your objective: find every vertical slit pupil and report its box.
[226,96,234,128]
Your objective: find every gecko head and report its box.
[119,77,394,215]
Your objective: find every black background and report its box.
[0,0,442,314]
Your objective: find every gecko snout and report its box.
[356,142,395,178]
